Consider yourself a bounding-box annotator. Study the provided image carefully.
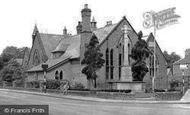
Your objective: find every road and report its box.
[0,90,190,115]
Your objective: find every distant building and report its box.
[24,4,168,90]
[173,49,190,82]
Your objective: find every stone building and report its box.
[25,4,168,90]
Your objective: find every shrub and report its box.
[0,81,3,87]
[70,82,85,90]
[154,89,166,92]
[100,89,131,93]
[46,80,60,89]
[170,80,181,90]
[26,81,40,88]
[14,80,25,87]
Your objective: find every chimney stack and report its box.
[81,4,91,32]
[63,26,67,35]
[76,21,82,34]
[91,17,97,31]
[80,4,92,63]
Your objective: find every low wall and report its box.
[0,87,183,101]
[155,92,183,100]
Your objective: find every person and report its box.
[43,81,47,93]
[60,80,69,95]
[40,81,47,93]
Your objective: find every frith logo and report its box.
[143,7,180,30]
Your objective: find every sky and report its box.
[0,0,189,58]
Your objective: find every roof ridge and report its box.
[94,23,118,31]
[39,33,63,36]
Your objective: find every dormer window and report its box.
[52,44,69,59]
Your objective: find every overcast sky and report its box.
[0,0,189,58]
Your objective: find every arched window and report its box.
[149,56,152,76]
[105,48,109,79]
[110,49,114,79]
[119,53,122,80]
[149,55,154,76]
[122,45,124,61]
[118,44,122,80]
[128,43,131,65]
[60,71,63,80]
[55,71,59,80]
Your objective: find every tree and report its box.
[1,46,19,63]
[0,46,29,72]
[163,51,181,68]
[0,60,25,82]
[131,31,152,81]
[1,46,28,63]
[81,34,105,89]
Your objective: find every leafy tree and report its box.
[1,46,19,63]
[0,46,29,72]
[163,51,181,68]
[81,34,105,89]
[0,57,4,70]
[131,31,151,81]
[1,46,28,63]
[0,60,25,82]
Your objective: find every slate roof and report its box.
[39,33,63,58]
[27,54,71,72]
[27,24,117,72]
[93,24,117,43]
[173,56,190,65]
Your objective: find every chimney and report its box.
[80,4,92,63]
[81,4,91,32]
[106,21,112,26]
[76,21,82,34]
[63,26,67,35]
[91,17,97,31]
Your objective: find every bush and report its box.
[46,80,60,89]
[26,81,40,88]
[0,81,3,87]
[13,79,25,87]
[100,89,131,93]
[170,80,181,90]
[154,89,166,92]
[70,82,85,90]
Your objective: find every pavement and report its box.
[0,88,189,104]
[181,89,190,102]
[0,89,190,115]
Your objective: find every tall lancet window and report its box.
[60,71,63,80]
[118,43,122,80]
[33,49,40,66]
[105,48,109,79]
[128,43,131,65]
[110,49,114,79]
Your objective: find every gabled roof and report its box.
[27,53,71,72]
[27,20,124,72]
[93,24,117,43]
[39,33,62,58]
[146,33,168,63]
